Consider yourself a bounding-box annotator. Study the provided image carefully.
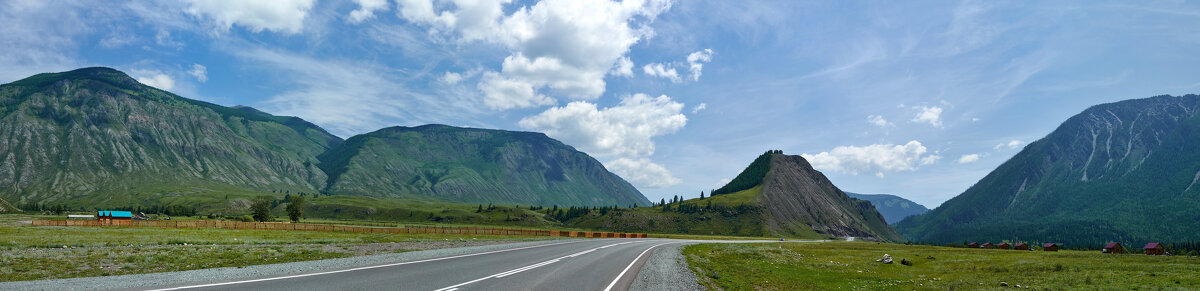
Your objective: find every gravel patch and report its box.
[630,244,702,291]
[0,239,578,291]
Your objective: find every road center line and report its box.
[146,239,590,291]
[432,240,650,291]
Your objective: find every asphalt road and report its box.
[141,239,688,291]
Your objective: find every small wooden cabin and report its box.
[1014,243,1029,250]
[1043,243,1059,252]
[1103,242,1124,254]
[982,242,995,249]
[968,242,979,248]
[1143,243,1165,255]
[998,242,1011,250]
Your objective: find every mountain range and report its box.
[0,67,648,208]
[845,192,929,225]
[895,94,1200,246]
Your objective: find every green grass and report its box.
[684,241,1200,290]
[0,224,548,248]
[0,214,563,282]
[0,245,348,282]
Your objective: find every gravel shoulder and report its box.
[0,239,577,291]
[630,243,703,291]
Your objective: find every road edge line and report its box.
[603,241,678,291]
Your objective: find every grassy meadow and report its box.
[0,214,557,282]
[684,241,1200,290]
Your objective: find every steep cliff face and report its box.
[896,95,1200,246]
[319,125,651,207]
[0,68,340,205]
[757,154,904,241]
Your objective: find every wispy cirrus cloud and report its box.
[236,47,486,137]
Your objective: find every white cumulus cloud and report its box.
[188,63,207,82]
[801,140,941,178]
[957,154,980,164]
[994,140,1023,150]
[691,103,707,114]
[642,63,681,83]
[686,48,713,81]
[133,70,175,91]
[349,0,390,24]
[184,0,315,34]
[612,56,634,77]
[396,0,672,110]
[441,71,463,84]
[519,93,686,158]
[518,93,686,188]
[867,114,893,128]
[606,158,681,188]
[911,106,944,128]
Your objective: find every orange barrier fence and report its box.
[30,219,648,238]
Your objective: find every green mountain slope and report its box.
[319,125,650,207]
[0,67,340,206]
[569,151,904,241]
[0,68,649,210]
[845,192,929,224]
[895,94,1200,246]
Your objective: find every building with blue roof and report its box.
[97,210,133,223]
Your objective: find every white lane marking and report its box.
[602,242,679,291]
[432,240,651,291]
[146,239,591,291]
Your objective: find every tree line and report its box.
[711,150,781,196]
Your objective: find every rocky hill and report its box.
[895,94,1200,246]
[319,125,649,206]
[0,68,648,208]
[757,154,903,241]
[845,192,929,224]
[568,151,904,241]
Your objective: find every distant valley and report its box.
[844,192,929,225]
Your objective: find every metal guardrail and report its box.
[30,219,648,238]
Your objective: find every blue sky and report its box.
[5,0,1200,207]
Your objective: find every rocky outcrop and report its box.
[757,154,904,241]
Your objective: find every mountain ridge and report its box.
[895,94,1200,246]
[318,124,650,206]
[0,67,648,208]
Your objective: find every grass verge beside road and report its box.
[684,241,1200,290]
[0,214,558,282]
